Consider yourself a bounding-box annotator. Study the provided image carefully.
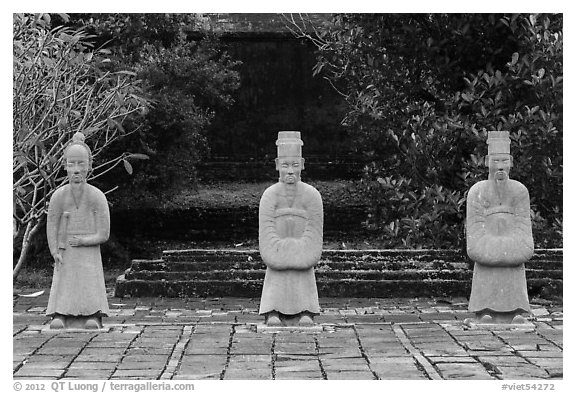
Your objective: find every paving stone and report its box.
[24,354,74,363]
[178,361,227,375]
[112,369,162,378]
[231,345,272,355]
[17,361,70,369]
[532,308,550,317]
[403,330,450,338]
[462,341,513,351]
[224,370,272,380]
[274,363,321,372]
[517,351,563,358]
[320,349,364,359]
[426,356,479,364]
[13,295,562,380]
[496,365,550,379]
[274,370,324,379]
[345,315,384,323]
[67,361,118,370]
[121,354,170,363]
[81,347,126,355]
[64,369,114,378]
[477,356,532,366]
[371,366,428,380]
[325,371,375,380]
[275,354,317,362]
[466,350,516,356]
[116,361,166,370]
[368,356,415,363]
[14,367,65,378]
[321,360,371,372]
[545,368,563,378]
[185,340,229,353]
[74,353,125,363]
[172,373,221,380]
[419,313,457,321]
[382,314,421,323]
[364,348,409,357]
[507,343,540,351]
[450,330,494,336]
[36,347,83,356]
[524,357,563,368]
[86,341,132,349]
[275,346,316,355]
[420,348,468,356]
[435,363,494,379]
[411,335,455,343]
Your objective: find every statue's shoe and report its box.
[298,314,314,326]
[511,315,528,324]
[84,318,101,330]
[479,314,493,323]
[266,314,282,326]
[49,318,65,330]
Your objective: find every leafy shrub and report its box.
[12,13,148,275]
[290,13,562,248]
[67,14,241,205]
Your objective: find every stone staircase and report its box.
[114,249,562,299]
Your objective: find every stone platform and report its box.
[115,248,563,298]
[14,292,562,380]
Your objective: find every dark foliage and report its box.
[66,14,241,204]
[299,13,562,248]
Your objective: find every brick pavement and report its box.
[13,293,563,380]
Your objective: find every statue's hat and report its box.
[65,131,92,163]
[487,131,510,155]
[276,131,303,157]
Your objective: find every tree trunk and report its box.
[13,219,43,279]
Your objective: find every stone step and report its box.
[127,259,562,273]
[162,248,464,260]
[115,248,563,299]
[115,276,562,299]
[124,268,562,282]
[160,248,562,261]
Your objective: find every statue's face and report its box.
[65,145,90,184]
[276,156,304,184]
[487,154,511,181]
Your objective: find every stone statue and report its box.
[466,131,534,324]
[258,131,323,326]
[46,132,110,329]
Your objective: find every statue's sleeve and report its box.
[259,187,323,270]
[81,188,110,246]
[466,183,534,266]
[46,189,63,257]
[509,184,534,258]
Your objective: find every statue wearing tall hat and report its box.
[46,131,110,329]
[258,131,323,326]
[466,131,534,324]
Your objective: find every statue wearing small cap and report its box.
[465,131,534,324]
[46,132,110,329]
[258,131,323,326]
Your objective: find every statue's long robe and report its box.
[46,184,110,317]
[258,182,323,315]
[466,179,533,313]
